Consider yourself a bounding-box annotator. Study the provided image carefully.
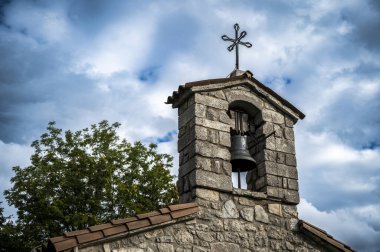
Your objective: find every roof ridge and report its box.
[47,202,199,252]
[299,220,355,252]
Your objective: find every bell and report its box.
[230,135,256,172]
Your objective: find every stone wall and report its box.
[176,84,300,205]
[80,189,324,252]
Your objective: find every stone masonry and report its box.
[47,72,354,252]
[175,78,301,205]
[80,188,326,252]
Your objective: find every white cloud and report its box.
[299,198,380,251]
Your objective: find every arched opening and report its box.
[228,101,261,190]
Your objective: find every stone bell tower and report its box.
[166,70,305,205]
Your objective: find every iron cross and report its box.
[221,23,252,70]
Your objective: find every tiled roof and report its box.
[299,220,355,252]
[46,202,199,252]
[166,70,305,119]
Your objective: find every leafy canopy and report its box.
[4,120,178,245]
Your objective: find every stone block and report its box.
[195,140,230,160]
[275,138,295,154]
[240,208,254,222]
[206,107,219,121]
[285,154,297,166]
[179,105,195,128]
[208,129,219,144]
[174,230,193,244]
[282,205,298,218]
[285,115,294,127]
[195,188,219,202]
[284,189,300,204]
[194,125,207,141]
[265,135,276,150]
[271,111,285,124]
[254,205,269,223]
[219,131,230,147]
[276,152,285,164]
[238,197,255,207]
[268,203,282,216]
[274,124,283,138]
[221,200,239,218]
[265,186,279,198]
[284,127,294,140]
[194,93,229,110]
[261,109,273,122]
[277,164,298,179]
[195,169,232,192]
[179,157,196,178]
[219,111,232,124]
[287,178,299,190]
[207,90,226,100]
[255,177,265,190]
[266,174,282,187]
[157,243,174,252]
[211,242,240,252]
[224,89,264,110]
[195,117,230,132]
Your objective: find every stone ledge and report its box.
[232,188,267,200]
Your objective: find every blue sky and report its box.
[0,0,379,251]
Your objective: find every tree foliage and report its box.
[4,120,178,247]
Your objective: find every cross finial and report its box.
[221,23,252,70]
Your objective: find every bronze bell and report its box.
[230,135,256,172]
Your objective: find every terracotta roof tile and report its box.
[53,238,77,252]
[49,236,66,243]
[168,202,197,211]
[159,207,170,214]
[76,231,104,244]
[299,220,355,252]
[88,223,113,232]
[170,206,199,219]
[136,210,161,219]
[64,229,90,237]
[47,202,199,252]
[103,224,128,237]
[111,216,138,225]
[127,219,151,231]
[149,213,172,225]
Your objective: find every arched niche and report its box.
[227,100,262,190]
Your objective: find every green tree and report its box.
[4,121,178,248]
[0,202,31,252]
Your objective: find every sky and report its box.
[0,0,379,251]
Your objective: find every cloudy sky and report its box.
[0,0,379,251]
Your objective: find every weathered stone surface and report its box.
[210,242,240,252]
[255,205,269,223]
[219,131,230,147]
[285,116,294,127]
[284,127,294,140]
[224,89,264,110]
[268,204,282,216]
[195,169,232,192]
[285,154,297,166]
[195,188,219,202]
[194,93,229,110]
[157,243,174,252]
[194,140,230,160]
[195,117,230,132]
[275,138,295,154]
[221,200,239,218]
[240,208,254,222]
[175,230,193,244]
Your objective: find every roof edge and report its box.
[299,220,355,252]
